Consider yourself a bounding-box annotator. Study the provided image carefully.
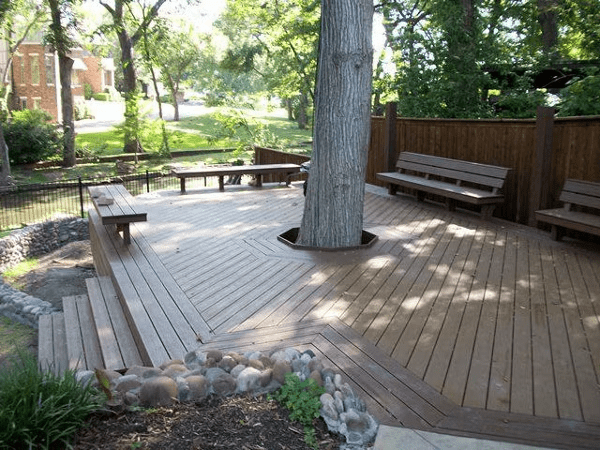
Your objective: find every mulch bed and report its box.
[72,394,343,450]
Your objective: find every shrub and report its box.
[83,83,93,100]
[0,350,102,449]
[92,93,111,102]
[557,74,600,117]
[4,109,63,165]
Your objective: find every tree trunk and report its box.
[59,55,76,167]
[297,93,308,130]
[118,27,143,154]
[537,0,559,59]
[0,123,10,185]
[297,0,373,248]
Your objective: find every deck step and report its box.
[38,312,68,376]
[86,277,143,370]
[37,276,145,373]
[63,294,103,371]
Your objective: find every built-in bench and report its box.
[88,184,147,245]
[376,152,511,219]
[535,179,600,241]
[173,163,301,194]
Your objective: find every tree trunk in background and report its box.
[59,55,76,167]
[118,28,143,154]
[537,0,559,58]
[297,0,373,248]
[297,93,308,130]
[0,123,10,185]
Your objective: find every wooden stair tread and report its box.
[63,294,103,371]
[86,277,143,370]
[38,312,68,376]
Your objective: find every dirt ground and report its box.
[16,240,96,311]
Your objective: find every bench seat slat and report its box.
[88,184,147,245]
[535,208,600,237]
[377,172,505,205]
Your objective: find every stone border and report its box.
[77,347,379,449]
[0,216,89,327]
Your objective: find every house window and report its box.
[30,55,40,85]
[20,97,27,110]
[45,54,55,85]
[33,98,41,109]
[19,55,25,85]
[104,70,112,88]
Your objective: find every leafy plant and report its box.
[209,109,281,157]
[3,109,63,165]
[557,72,600,117]
[0,349,102,449]
[272,372,325,450]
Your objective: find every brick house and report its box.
[10,37,115,122]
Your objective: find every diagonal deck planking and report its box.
[96,183,600,448]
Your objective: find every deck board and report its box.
[84,184,600,449]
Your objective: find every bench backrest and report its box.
[559,179,600,210]
[396,152,510,191]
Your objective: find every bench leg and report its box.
[480,205,495,220]
[256,174,263,188]
[180,177,186,194]
[116,224,131,245]
[551,225,564,241]
[445,198,456,212]
[218,176,225,191]
[388,184,397,196]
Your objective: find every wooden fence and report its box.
[255,108,600,225]
[368,106,600,225]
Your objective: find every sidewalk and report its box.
[373,426,554,450]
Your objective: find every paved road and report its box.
[75,100,210,134]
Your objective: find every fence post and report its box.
[146,170,150,193]
[78,177,84,218]
[384,102,397,171]
[528,106,555,226]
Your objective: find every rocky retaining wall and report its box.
[0,216,89,327]
[0,216,89,273]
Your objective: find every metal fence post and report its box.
[146,170,150,193]
[78,177,85,218]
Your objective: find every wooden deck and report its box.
[41,182,600,449]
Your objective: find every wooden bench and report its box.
[173,163,301,194]
[88,184,147,245]
[376,152,511,219]
[535,179,600,241]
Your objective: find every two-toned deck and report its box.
[39,182,600,449]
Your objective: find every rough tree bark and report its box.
[59,55,75,167]
[48,0,76,167]
[297,0,373,248]
[0,123,10,185]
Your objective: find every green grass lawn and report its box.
[75,106,312,155]
[9,106,312,185]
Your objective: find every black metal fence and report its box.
[0,171,180,230]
